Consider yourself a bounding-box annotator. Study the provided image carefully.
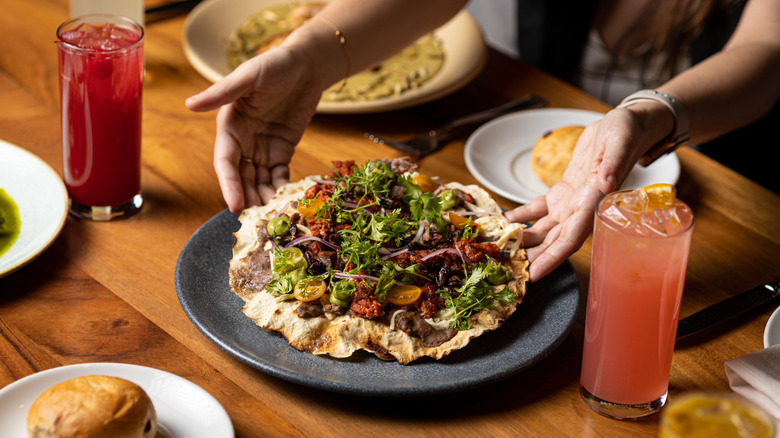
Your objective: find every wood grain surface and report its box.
[2,1,779,437]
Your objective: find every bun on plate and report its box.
[26,375,157,438]
[530,125,585,186]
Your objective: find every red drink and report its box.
[580,185,694,419]
[57,15,143,220]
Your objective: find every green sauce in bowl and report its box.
[0,188,21,257]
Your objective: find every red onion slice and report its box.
[334,272,379,282]
[274,202,291,218]
[457,211,501,217]
[381,248,409,260]
[284,235,340,251]
[311,178,337,185]
[411,220,427,244]
[454,244,470,266]
[419,247,459,262]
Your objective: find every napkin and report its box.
[725,344,780,423]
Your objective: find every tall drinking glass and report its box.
[57,14,144,221]
[580,185,694,419]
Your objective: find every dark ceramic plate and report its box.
[175,209,581,397]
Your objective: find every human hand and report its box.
[505,108,651,281]
[185,46,326,213]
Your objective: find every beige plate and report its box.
[182,0,487,114]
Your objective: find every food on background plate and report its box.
[27,375,157,438]
[229,158,528,364]
[530,125,585,187]
[226,2,445,103]
[0,188,21,257]
[659,392,775,438]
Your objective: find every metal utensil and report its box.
[146,0,202,22]
[365,94,547,158]
[676,278,780,340]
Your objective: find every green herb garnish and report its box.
[437,264,516,330]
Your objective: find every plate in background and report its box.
[0,139,68,278]
[182,0,486,114]
[464,108,681,204]
[764,305,780,348]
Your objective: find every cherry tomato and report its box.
[386,285,422,306]
[273,247,306,273]
[448,212,480,232]
[413,174,438,193]
[294,278,327,302]
[297,198,324,219]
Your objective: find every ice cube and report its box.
[80,35,104,50]
[615,188,649,213]
[59,30,85,45]
[108,25,140,46]
[601,204,638,230]
[639,209,672,236]
[100,39,121,51]
[637,205,691,236]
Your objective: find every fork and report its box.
[364,94,547,158]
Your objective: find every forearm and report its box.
[282,0,468,89]
[657,0,780,145]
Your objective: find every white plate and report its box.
[182,0,487,114]
[0,363,234,438]
[0,139,68,278]
[464,108,681,204]
[764,305,780,348]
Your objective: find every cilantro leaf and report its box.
[437,264,517,330]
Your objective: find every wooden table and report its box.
[2,1,779,436]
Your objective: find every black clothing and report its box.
[513,0,778,194]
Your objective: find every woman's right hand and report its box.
[185,44,326,212]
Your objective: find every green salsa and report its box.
[0,188,21,257]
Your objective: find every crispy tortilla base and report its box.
[229,176,529,364]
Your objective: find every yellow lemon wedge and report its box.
[643,183,677,210]
[660,392,775,438]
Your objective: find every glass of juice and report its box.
[57,14,144,221]
[660,392,775,438]
[580,184,695,419]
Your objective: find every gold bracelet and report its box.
[310,16,350,91]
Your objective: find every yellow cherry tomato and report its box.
[413,174,438,193]
[273,247,306,273]
[297,198,324,219]
[448,212,480,232]
[294,278,327,302]
[387,285,422,306]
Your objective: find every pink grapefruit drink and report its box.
[57,15,144,220]
[580,184,694,419]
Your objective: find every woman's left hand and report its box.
[505,107,655,281]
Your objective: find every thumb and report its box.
[596,137,636,195]
[185,58,260,112]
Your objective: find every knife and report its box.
[146,0,202,22]
[676,279,780,340]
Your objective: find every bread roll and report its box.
[530,125,585,187]
[27,375,157,438]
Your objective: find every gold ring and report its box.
[240,157,253,164]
